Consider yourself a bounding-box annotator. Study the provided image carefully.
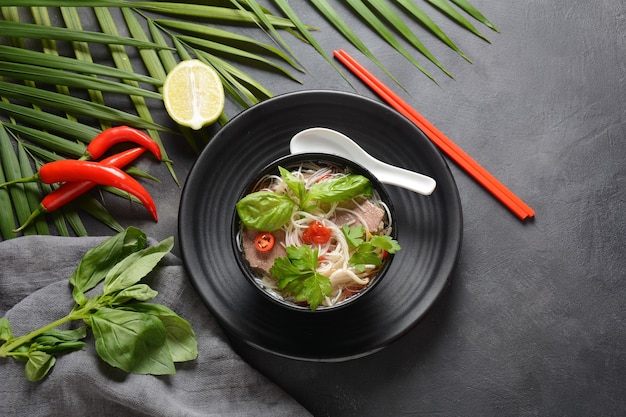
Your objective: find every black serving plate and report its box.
[179,90,462,361]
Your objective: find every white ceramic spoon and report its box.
[290,127,436,195]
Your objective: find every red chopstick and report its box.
[333,49,535,221]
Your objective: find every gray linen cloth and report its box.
[0,235,310,417]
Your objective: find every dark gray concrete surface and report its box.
[15,1,626,416]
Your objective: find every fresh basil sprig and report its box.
[0,227,198,381]
[236,166,372,231]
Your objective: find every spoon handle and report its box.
[371,163,436,195]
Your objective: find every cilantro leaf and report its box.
[270,256,302,287]
[342,224,365,248]
[269,245,331,310]
[349,242,383,272]
[370,235,402,254]
[298,274,332,310]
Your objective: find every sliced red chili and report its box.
[302,220,332,245]
[13,147,148,233]
[254,232,275,252]
[83,126,162,161]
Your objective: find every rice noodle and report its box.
[241,162,393,308]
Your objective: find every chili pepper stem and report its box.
[0,173,40,188]
[12,205,47,233]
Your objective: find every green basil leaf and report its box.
[91,308,175,375]
[11,344,30,362]
[69,227,147,304]
[308,174,372,202]
[103,236,174,296]
[36,341,87,355]
[110,284,158,304]
[0,317,12,342]
[34,327,87,346]
[123,303,198,362]
[278,166,307,203]
[236,190,295,231]
[25,351,56,382]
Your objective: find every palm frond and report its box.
[426,0,491,42]
[309,0,406,89]
[0,19,167,48]
[0,0,496,240]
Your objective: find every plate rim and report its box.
[179,89,463,361]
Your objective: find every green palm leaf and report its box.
[395,0,471,63]
[273,0,351,86]
[132,2,296,27]
[309,0,406,89]
[367,0,454,77]
[0,20,166,48]
[450,0,499,32]
[0,81,167,131]
[229,0,304,72]
[94,6,179,184]
[0,46,162,84]
[344,0,439,82]
[0,62,162,99]
[1,0,496,239]
[426,0,490,42]
[156,19,302,72]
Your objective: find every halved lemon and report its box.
[163,59,225,130]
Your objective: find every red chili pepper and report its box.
[82,126,162,161]
[39,160,157,220]
[254,232,275,252]
[3,159,158,228]
[13,147,148,232]
[302,220,332,245]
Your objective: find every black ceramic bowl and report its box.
[232,153,397,313]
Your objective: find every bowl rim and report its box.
[231,152,397,313]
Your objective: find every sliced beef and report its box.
[242,228,287,275]
[333,199,385,232]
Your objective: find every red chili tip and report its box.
[148,206,159,222]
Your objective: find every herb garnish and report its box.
[270,245,332,311]
[236,166,372,231]
[269,226,401,310]
[0,227,197,381]
[343,225,401,272]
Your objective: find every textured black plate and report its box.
[179,90,462,361]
